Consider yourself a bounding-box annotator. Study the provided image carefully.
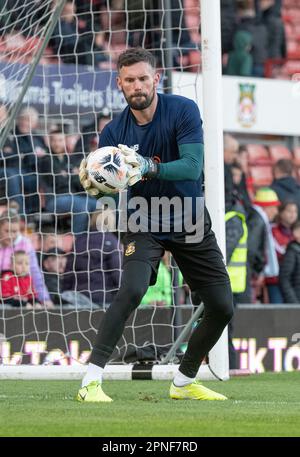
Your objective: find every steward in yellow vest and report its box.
[225,205,248,294]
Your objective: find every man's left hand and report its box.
[118,144,158,185]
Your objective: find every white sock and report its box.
[173,370,195,387]
[81,363,104,387]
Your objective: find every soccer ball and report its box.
[86,146,129,194]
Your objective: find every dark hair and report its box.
[278,200,298,214]
[274,159,294,176]
[12,250,28,259]
[292,220,300,232]
[42,248,66,264]
[232,161,243,171]
[117,47,156,72]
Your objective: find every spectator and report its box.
[81,30,111,68]
[63,209,122,307]
[0,250,42,308]
[221,0,237,54]
[100,0,127,58]
[51,1,86,65]
[279,221,300,304]
[226,30,253,76]
[12,106,48,214]
[271,159,300,214]
[42,248,68,306]
[74,0,103,30]
[266,201,298,303]
[38,129,97,234]
[170,0,199,67]
[237,145,255,202]
[258,0,286,60]
[236,0,268,77]
[272,201,298,263]
[231,161,252,213]
[248,187,280,302]
[224,133,239,210]
[0,206,53,307]
[0,104,24,214]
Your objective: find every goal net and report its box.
[0,0,229,381]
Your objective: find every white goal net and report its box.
[0,0,229,380]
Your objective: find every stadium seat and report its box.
[249,165,273,187]
[269,145,292,163]
[247,144,271,165]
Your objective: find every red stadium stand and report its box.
[293,147,300,167]
[269,145,293,163]
[249,165,273,188]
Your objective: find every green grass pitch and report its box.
[0,372,299,437]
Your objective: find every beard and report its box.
[124,86,155,110]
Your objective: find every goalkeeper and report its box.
[77,47,233,402]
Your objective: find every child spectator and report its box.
[265,202,298,303]
[226,30,253,76]
[272,202,298,263]
[0,207,54,307]
[279,221,300,304]
[42,248,67,306]
[0,251,42,308]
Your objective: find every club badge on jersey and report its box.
[125,242,136,256]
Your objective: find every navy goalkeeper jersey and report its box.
[99,93,204,237]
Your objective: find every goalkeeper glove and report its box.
[118,144,158,186]
[79,159,105,198]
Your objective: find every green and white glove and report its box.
[79,159,104,198]
[118,144,158,186]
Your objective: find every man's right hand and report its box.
[79,159,104,198]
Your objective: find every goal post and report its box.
[200,0,229,380]
[0,0,229,381]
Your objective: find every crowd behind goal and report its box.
[1,0,300,317]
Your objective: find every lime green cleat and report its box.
[170,381,228,401]
[77,381,113,403]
